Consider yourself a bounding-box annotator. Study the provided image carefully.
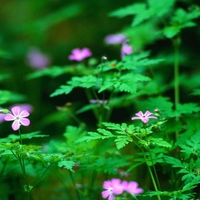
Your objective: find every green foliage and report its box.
[57,160,75,171]
[163,7,200,38]
[0,90,26,105]
[0,132,48,142]
[26,4,83,32]
[110,0,175,26]
[180,131,200,159]
[76,122,135,149]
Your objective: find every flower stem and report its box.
[69,170,81,200]
[173,36,180,110]
[18,129,30,199]
[173,35,181,140]
[142,149,161,200]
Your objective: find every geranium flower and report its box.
[26,47,51,69]
[102,179,124,200]
[4,106,30,131]
[90,99,108,104]
[68,48,92,61]
[104,33,132,59]
[121,43,132,58]
[104,34,127,44]
[131,110,157,123]
[122,181,143,195]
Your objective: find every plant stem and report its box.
[69,170,81,200]
[142,149,161,200]
[173,36,181,140]
[173,36,180,110]
[18,129,30,199]
[32,163,53,188]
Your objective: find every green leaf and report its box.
[180,131,200,159]
[99,73,150,94]
[114,136,133,149]
[163,7,200,38]
[0,132,48,142]
[110,0,174,26]
[50,85,73,97]
[170,103,200,117]
[163,26,180,38]
[164,155,185,168]
[0,90,26,105]
[76,129,114,143]
[58,160,75,171]
[50,75,98,97]
[148,137,172,148]
[26,66,69,79]
[182,176,200,191]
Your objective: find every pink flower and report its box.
[68,48,92,62]
[122,181,143,195]
[90,99,108,104]
[0,104,33,124]
[104,33,132,59]
[131,110,157,123]
[104,34,127,44]
[102,179,124,200]
[4,106,30,131]
[26,47,51,69]
[102,179,143,199]
[121,43,132,58]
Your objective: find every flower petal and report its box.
[102,191,110,198]
[20,118,30,126]
[131,116,140,120]
[142,118,149,123]
[19,110,30,118]
[12,120,21,131]
[11,106,20,116]
[135,111,143,117]
[144,110,152,117]
[4,114,16,121]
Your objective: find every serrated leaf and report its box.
[170,103,200,117]
[114,136,133,149]
[51,75,97,97]
[163,26,180,38]
[0,132,48,142]
[110,0,174,26]
[99,73,150,94]
[164,155,184,168]
[76,130,114,143]
[58,160,75,171]
[148,137,172,148]
[50,85,73,97]
[182,176,200,191]
[26,66,68,79]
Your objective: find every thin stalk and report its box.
[32,163,53,188]
[18,154,30,200]
[173,36,180,111]
[142,149,161,200]
[0,157,10,176]
[173,36,181,140]
[18,129,30,199]
[69,170,81,200]
[148,149,161,191]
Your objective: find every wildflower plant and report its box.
[1,0,200,199]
